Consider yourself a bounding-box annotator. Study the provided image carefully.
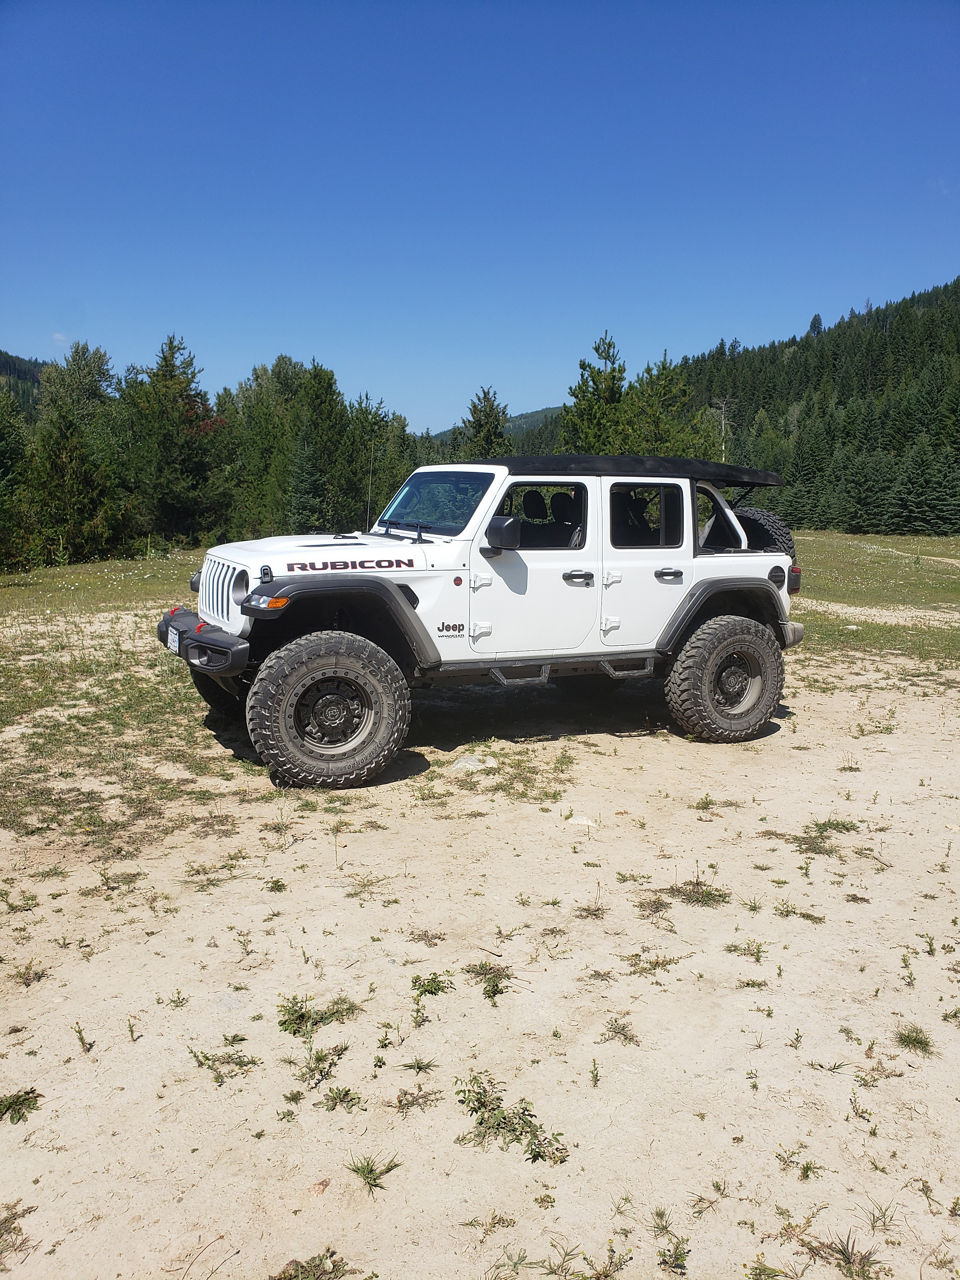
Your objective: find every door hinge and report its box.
[469,572,492,591]
[470,621,492,640]
[602,570,622,587]
[600,615,621,633]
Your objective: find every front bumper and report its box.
[157,609,250,677]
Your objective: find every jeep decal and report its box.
[436,621,465,636]
[285,558,416,572]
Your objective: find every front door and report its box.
[468,478,600,657]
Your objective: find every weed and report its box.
[284,1042,349,1090]
[345,1151,401,1194]
[601,1016,639,1046]
[656,1234,691,1274]
[725,938,766,963]
[621,949,690,977]
[401,1057,437,1074]
[541,1239,633,1277]
[743,1256,783,1279]
[463,960,515,1004]
[264,877,287,893]
[690,1180,728,1218]
[665,872,731,908]
[455,1070,568,1165]
[590,1058,600,1087]
[941,1007,960,1027]
[461,1210,517,1241]
[648,1207,674,1238]
[408,927,445,947]
[188,1039,261,1085]
[0,889,38,913]
[0,1200,36,1270]
[267,1246,351,1279]
[0,1088,42,1125]
[277,993,360,1037]
[895,1022,933,1056]
[822,1230,884,1277]
[12,959,46,987]
[321,1086,364,1113]
[389,1084,443,1117]
[574,883,607,919]
[72,1022,94,1053]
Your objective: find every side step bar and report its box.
[489,665,551,687]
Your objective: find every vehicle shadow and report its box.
[406,677,674,751]
[200,682,788,787]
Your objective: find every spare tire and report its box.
[733,506,795,560]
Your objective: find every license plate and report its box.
[167,627,180,654]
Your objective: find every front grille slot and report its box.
[200,557,239,627]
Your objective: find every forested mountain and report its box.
[1,275,958,571]
[679,278,960,533]
[0,349,46,419]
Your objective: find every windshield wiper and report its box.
[379,519,435,543]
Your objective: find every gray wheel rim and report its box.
[712,648,762,716]
[288,673,375,757]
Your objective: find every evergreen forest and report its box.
[1,275,958,572]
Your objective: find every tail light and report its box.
[787,566,801,594]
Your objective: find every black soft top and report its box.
[473,454,782,487]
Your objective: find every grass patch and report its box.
[895,1022,934,1056]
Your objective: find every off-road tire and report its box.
[191,669,246,720]
[245,630,410,788]
[665,615,784,742]
[734,506,796,560]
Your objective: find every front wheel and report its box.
[665,615,784,742]
[245,631,410,787]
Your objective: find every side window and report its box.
[697,485,742,552]
[500,482,587,549]
[609,484,683,548]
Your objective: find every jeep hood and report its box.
[205,533,432,575]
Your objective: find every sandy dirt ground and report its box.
[2,615,959,1280]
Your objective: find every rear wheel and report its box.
[665,615,784,742]
[246,631,410,787]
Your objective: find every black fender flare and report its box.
[242,574,442,671]
[656,577,790,653]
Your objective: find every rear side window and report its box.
[609,484,683,548]
[697,485,744,552]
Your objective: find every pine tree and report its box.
[0,390,26,568]
[23,342,120,564]
[619,354,716,459]
[459,386,510,460]
[560,332,626,452]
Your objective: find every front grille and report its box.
[200,556,239,627]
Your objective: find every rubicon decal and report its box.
[285,558,415,572]
[437,621,465,636]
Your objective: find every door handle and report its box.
[562,569,594,583]
[655,568,683,581]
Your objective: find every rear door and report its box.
[599,478,693,648]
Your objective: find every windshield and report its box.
[376,470,495,536]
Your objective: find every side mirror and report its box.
[484,515,521,551]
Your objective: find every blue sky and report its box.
[2,0,958,432]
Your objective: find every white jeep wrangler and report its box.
[158,455,802,787]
